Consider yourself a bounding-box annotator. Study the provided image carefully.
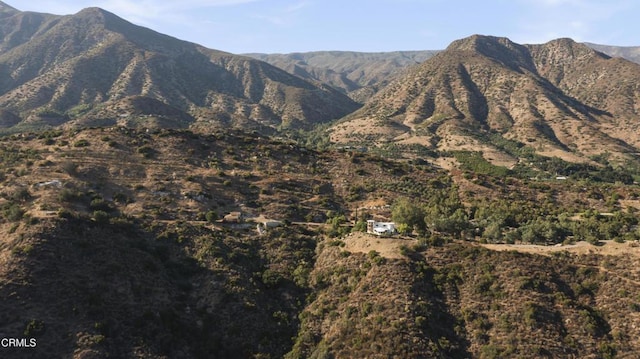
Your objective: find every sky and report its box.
[11,0,640,54]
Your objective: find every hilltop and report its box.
[330,35,640,170]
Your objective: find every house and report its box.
[366,220,396,236]
[262,220,282,228]
[223,211,244,223]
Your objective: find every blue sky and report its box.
[13,0,640,54]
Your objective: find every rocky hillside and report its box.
[0,3,359,134]
[245,51,438,103]
[244,44,639,105]
[291,238,640,358]
[331,35,640,166]
[2,127,640,358]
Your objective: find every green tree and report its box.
[205,210,218,223]
[352,219,367,233]
[431,208,469,237]
[392,198,426,234]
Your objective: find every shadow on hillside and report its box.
[0,215,312,358]
[406,253,472,358]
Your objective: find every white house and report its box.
[366,220,396,236]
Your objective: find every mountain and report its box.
[245,50,438,103]
[0,4,359,133]
[244,45,639,105]
[2,127,640,358]
[331,35,640,166]
[585,43,640,65]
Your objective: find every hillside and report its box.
[1,127,640,358]
[586,43,640,65]
[0,4,359,133]
[245,51,438,103]
[244,44,639,105]
[330,35,640,168]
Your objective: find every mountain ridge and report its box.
[245,50,438,102]
[0,5,359,133]
[245,39,639,104]
[330,35,640,167]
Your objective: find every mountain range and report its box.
[330,35,640,166]
[245,50,438,103]
[1,2,639,170]
[4,2,640,358]
[0,2,359,133]
[246,44,640,104]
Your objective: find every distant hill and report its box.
[245,51,438,103]
[331,35,640,167]
[244,44,640,105]
[0,3,359,133]
[585,43,640,65]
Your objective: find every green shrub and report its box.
[73,139,90,147]
[90,198,112,212]
[59,188,82,202]
[3,204,24,221]
[92,210,110,224]
[351,220,367,233]
[205,210,218,222]
[24,319,45,336]
[10,187,31,202]
[261,269,283,288]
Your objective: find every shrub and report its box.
[10,187,31,202]
[4,204,24,222]
[58,209,74,219]
[113,192,131,204]
[90,198,112,212]
[24,319,45,336]
[368,250,386,265]
[59,188,82,202]
[60,161,78,175]
[205,210,218,222]
[137,145,155,158]
[73,139,90,147]
[351,220,367,233]
[261,269,283,288]
[92,210,110,224]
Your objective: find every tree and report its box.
[205,210,218,223]
[431,208,469,237]
[352,220,367,233]
[392,198,426,234]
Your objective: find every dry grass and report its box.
[481,240,640,257]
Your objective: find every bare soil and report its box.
[343,231,640,260]
[480,240,640,257]
[342,232,414,259]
